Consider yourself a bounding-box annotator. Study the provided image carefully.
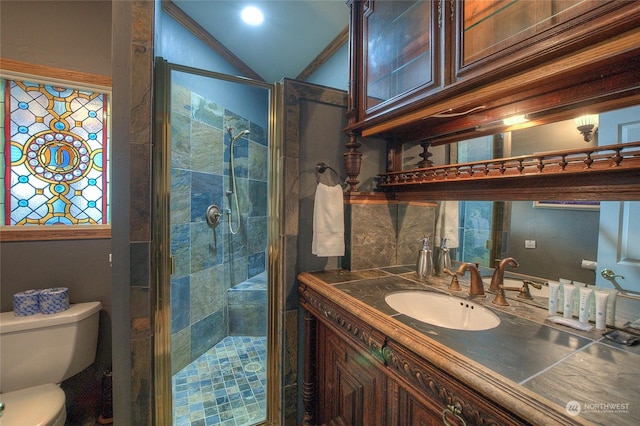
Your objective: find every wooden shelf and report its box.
[377,142,640,201]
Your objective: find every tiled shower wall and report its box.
[169,82,268,374]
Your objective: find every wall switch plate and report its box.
[525,240,536,249]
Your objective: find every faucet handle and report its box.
[491,286,510,306]
[443,268,462,291]
[518,280,541,300]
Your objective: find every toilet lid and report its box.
[0,383,65,426]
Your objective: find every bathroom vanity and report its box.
[298,267,639,426]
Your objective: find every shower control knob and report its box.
[205,205,222,229]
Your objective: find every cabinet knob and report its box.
[442,402,466,426]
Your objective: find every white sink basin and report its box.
[385,291,501,331]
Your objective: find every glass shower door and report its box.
[153,58,278,426]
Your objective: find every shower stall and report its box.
[153,59,278,426]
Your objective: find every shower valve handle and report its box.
[205,205,223,229]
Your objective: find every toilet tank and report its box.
[0,301,101,394]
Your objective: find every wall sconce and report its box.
[575,114,599,142]
[503,114,528,126]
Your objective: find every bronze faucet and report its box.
[489,257,519,292]
[456,262,485,296]
[492,280,543,306]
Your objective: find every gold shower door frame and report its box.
[153,58,282,425]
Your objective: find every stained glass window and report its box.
[2,79,110,226]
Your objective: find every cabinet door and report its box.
[361,0,441,119]
[388,382,447,426]
[318,324,387,426]
[453,0,629,81]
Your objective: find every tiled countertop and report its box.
[301,266,640,426]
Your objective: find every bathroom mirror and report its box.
[446,197,640,326]
[417,106,640,302]
[453,199,598,281]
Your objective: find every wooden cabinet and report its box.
[313,319,469,426]
[299,277,536,426]
[343,0,640,191]
[317,323,387,425]
[361,0,441,117]
[451,0,627,82]
[352,0,639,127]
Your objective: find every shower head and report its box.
[230,129,250,142]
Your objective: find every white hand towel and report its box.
[435,200,459,248]
[312,183,345,257]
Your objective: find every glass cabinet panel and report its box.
[364,0,435,111]
[461,0,601,66]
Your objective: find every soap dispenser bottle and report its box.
[417,236,434,280]
[435,238,451,276]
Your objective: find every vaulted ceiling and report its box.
[168,0,350,83]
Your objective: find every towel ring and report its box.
[315,162,344,187]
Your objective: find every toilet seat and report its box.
[0,383,66,426]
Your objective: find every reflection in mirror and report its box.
[401,117,598,170]
[441,118,601,284]
[448,198,640,327]
[454,200,598,285]
[423,109,640,325]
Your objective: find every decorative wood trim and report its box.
[381,341,508,426]
[299,283,386,358]
[297,26,349,81]
[0,57,111,91]
[377,142,640,201]
[343,193,437,207]
[161,0,264,81]
[344,191,392,204]
[301,309,317,426]
[379,142,640,187]
[0,225,111,242]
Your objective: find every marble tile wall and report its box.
[345,202,437,271]
[168,82,269,374]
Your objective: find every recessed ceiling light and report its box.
[241,6,264,26]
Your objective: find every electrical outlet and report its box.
[525,240,536,249]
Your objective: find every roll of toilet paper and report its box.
[581,259,597,271]
[13,289,41,316]
[39,287,70,314]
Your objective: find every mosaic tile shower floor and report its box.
[173,336,267,426]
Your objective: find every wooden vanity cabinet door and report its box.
[317,321,454,426]
[387,381,448,426]
[317,323,387,426]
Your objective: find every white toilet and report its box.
[0,301,102,426]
